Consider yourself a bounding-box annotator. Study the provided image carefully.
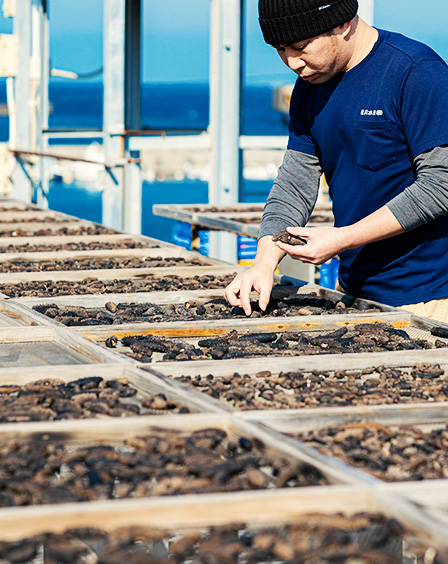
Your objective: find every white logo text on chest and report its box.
[360,109,384,116]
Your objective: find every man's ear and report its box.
[335,19,352,40]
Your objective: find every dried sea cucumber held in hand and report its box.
[272,230,307,246]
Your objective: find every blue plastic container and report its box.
[171,222,210,256]
[318,258,339,289]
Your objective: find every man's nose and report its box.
[285,50,305,72]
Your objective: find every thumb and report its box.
[287,225,309,236]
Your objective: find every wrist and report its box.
[338,225,359,251]
[253,254,278,273]
[253,235,285,271]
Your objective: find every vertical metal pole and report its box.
[11,0,32,202]
[123,0,142,234]
[358,0,374,25]
[209,0,243,263]
[30,2,39,157]
[125,0,141,132]
[103,0,126,230]
[35,0,50,208]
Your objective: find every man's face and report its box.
[274,31,347,84]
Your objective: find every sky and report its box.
[1,0,448,85]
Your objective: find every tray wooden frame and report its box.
[14,288,243,310]
[10,281,392,328]
[0,264,248,285]
[0,413,381,537]
[239,400,448,433]
[0,246,224,267]
[0,298,55,326]
[0,483,446,552]
[236,405,448,498]
[0,325,127,366]
[0,233,178,250]
[0,221,96,233]
[153,202,334,238]
[11,280,393,313]
[145,346,448,382]
[0,412,443,551]
[141,351,448,426]
[68,308,441,370]
[71,309,422,349]
[0,210,79,223]
[0,363,225,415]
[0,199,39,211]
[0,412,360,483]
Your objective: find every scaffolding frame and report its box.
[6,0,374,262]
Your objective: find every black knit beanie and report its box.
[259,0,359,46]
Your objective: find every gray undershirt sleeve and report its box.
[387,146,448,231]
[259,149,322,240]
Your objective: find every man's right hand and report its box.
[223,235,285,316]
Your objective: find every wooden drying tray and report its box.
[0,210,79,223]
[239,395,448,434]
[0,483,442,549]
[0,363,225,416]
[11,282,308,327]
[73,308,415,344]
[37,280,402,333]
[147,346,448,380]
[0,325,125,367]
[0,264,248,285]
[72,310,445,372]
[0,221,94,233]
[14,288,250,310]
[187,211,334,239]
[0,198,41,211]
[153,202,265,219]
[0,233,178,250]
[12,280,393,322]
[142,348,448,423]
[0,210,117,234]
[0,246,224,267]
[237,403,448,507]
[0,412,381,541]
[0,411,355,484]
[0,485,446,555]
[105,310,448,371]
[153,202,334,240]
[153,202,333,222]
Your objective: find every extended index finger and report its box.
[239,276,256,316]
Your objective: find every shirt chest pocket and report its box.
[354,119,397,171]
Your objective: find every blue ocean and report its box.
[0,81,288,247]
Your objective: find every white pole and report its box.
[35,0,50,208]
[102,0,126,231]
[12,0,33,203]
[209,0,242,263]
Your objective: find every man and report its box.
[224,0,448,322]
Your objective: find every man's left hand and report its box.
[274,206,406,265]
[273,225,346,265]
